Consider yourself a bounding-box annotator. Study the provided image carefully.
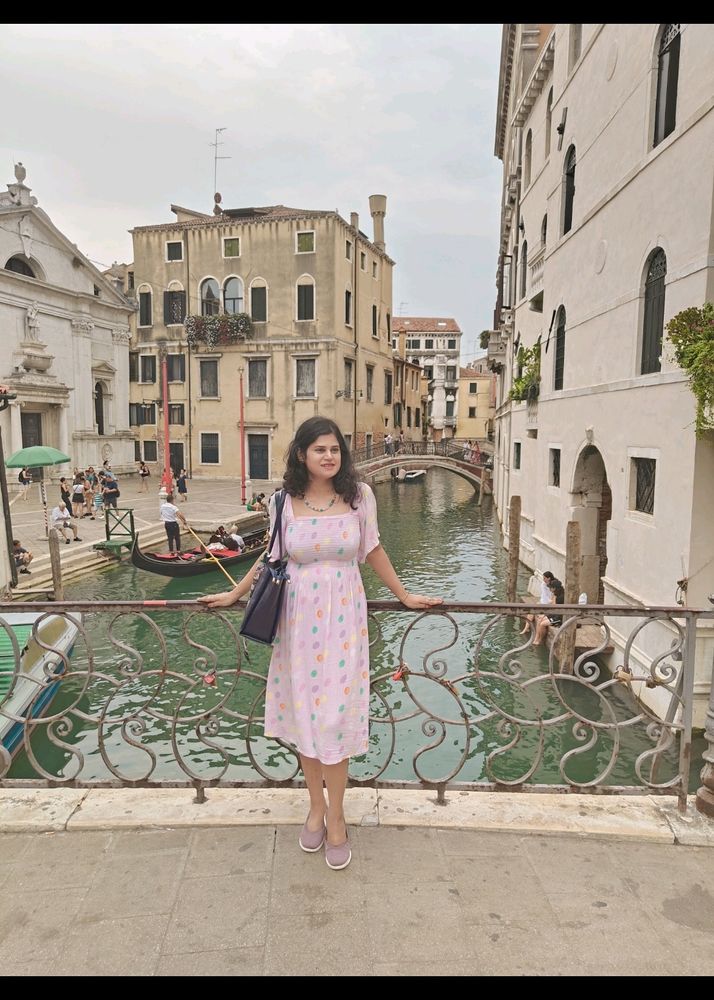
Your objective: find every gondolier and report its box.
[160,493,187,553]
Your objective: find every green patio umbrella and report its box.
[6,445,71,538]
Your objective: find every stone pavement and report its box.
[0,788,713,976]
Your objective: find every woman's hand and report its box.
[400,593,443,610]
[198,590,242,608]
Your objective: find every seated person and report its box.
[246,492,266,512]
[520,571,555,634]
[228,524,245,549]
[13,539,33,574]
[50,502,82,544]
[534,579,565,646]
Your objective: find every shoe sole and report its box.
[299,838,325,853]
[325,851,352,870]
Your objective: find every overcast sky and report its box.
[1,23,502,363]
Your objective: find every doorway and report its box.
[169,443,185,477]
[248,434,269,480]
[21,411,44,479]
[571,445,611,603]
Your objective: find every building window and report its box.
[223,237,240,258]
[129,353,139,383]
[168,403,185,425]
[545,88,553,156]
[446,366,457,381]
[138,291,152,327]
[127,271,135,290]
[345,289,352,326]
[520,240,528,299]
[251,282,267,322]
[297,280,315,321]
[563,146,576,235]
[384,371,393,405]
[554,306,566,391]
[248,358,267,398]
[415,409,420,428]
[140,404,156,425]
[200,359,219,398]
[424,366,433,380]
[641,249,667,375]
[343,359,354,398]
[296,231,315,253]
[224,276,244,314]
[372,304,378,338]
[200,278,220,316]
[524,129,533,188]
[406,406,412,428]
[360,251,366,270]
[366,365,374,402]
[386,312,391,338]
[569,24,582,71]
[200,433,219,464]
[143,440,158,462]
[447,339,457,350]
[445,400,455,418]
[4,255,35,277]
[513,441,521,469]
[163,289,186,325]
[140,355,156,383]
[469,382,477,393]
[345,240,352,261]
[296,358,316,397]
[654,25,681,147]
[469,406,477,418]
[166,241,183,262]
[549,448,561,488]
[134,440,141,462]
[425,339,433,350]
[372,261,377,279]
[541,213,548,247]
[129,403,141,426]
[167,354,185,382]
[632,457,656,514]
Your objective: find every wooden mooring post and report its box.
[558,520,581,673]
[507,495,521,603]
[48,527,64,601]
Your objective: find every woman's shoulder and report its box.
[356,481,375,504]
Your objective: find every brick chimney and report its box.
[369,195,386,250]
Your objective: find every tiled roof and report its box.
[392,317,461,333]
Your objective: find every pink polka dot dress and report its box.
[263,484,380,764]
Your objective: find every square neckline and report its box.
[284,492,358,520]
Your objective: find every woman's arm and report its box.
[365,545,442,610]
[198,549,265,608]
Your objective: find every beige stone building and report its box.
[123,196,395,482]
[392,317,463,440]
[457,367,495,441]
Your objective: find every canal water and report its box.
[10,469,699,790]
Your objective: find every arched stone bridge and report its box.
[353,441,491,493]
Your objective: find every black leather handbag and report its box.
[239,490,290,646]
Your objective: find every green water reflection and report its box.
[9,470,701,790]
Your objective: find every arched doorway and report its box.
[570,445,611,603]
[94,382,105,437]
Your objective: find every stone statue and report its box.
[25,302,40,341]
[14,162,26,184]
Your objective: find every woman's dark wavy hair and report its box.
[283,416,362,508]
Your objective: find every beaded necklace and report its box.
[300,492,338,513]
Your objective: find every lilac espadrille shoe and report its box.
[299,818,326,853]
[325,833,351,870]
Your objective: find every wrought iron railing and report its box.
[1,601,711,812]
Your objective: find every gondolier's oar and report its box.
[183,523,239,587]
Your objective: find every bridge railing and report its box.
[1,600,711,813]
[352,439,487,466]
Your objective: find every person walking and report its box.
[17,467,32,501]
[176,468,188,502]
[200,415,442,870]
[160,492,187,553]
[138,461,151,492]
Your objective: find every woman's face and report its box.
[301,433,342,484]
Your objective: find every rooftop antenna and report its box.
[210,127,231,200]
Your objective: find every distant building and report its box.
[392,317,462,440]
[0,164,134,477]
[122,196,395,480]
[491,23,714,723]
[457,366,495,441]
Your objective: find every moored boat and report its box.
[130,529,267,578]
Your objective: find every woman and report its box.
[59,477,73,510]
[533,578,565,646]
[138,461,151,492]
[71,473,87,519]
[200,416,442,870]
[176,468,188,502]
[17,467,32,500]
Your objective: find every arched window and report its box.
[200,278,220,316]
[545,88,553,156]
[520,241,528,300]
[554,306,566,390]
[524,129,533,188]
[653,25,681,147]
[95,382,105,437]
[223,276,244,314]
[250,278,268,322]
[641,249,667,374]
[569,24,582,71]
[563,145,576,235]
[4,255,36,277]
[541,213,548,247]
[296,275,315,321]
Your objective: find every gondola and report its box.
[130,529,267,578]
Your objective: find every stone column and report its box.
[9,401,22,453]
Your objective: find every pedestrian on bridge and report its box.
[200,415,442,870]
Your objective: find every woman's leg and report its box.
[300,754,327,831]
[533,615,549,646]
[322,758,349,845]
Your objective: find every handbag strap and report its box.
[267,490,286,561]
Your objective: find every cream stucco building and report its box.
[392,317,463,440]
[490,24,714,723]
[124,197,396,482]
[457,366,496,442]
[0,165,134,483]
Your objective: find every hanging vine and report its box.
[184,313,254,350]
[666,302,714,437]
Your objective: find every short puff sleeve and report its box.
[357,483,380,563]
